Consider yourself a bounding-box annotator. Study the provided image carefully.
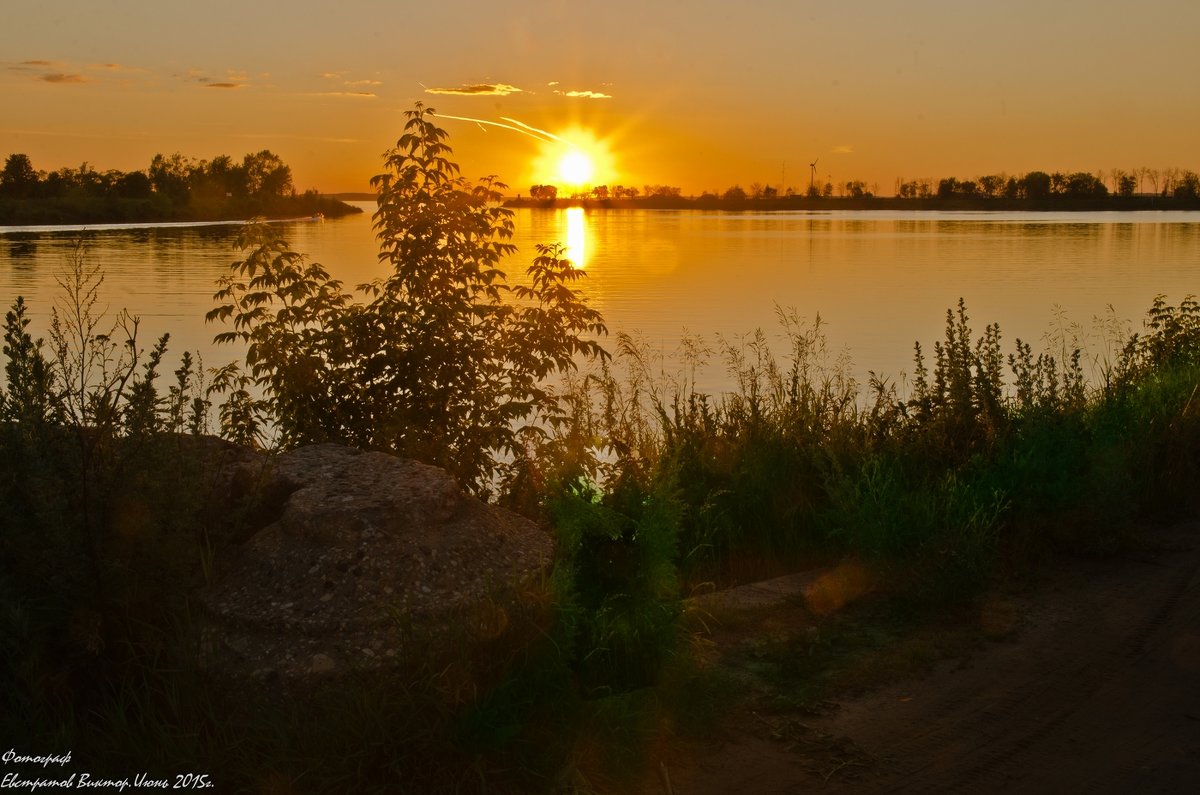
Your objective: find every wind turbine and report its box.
[809,159,819,192]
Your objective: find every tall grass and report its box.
[512,295,1200,604]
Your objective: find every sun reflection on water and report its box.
[565,207,588,267]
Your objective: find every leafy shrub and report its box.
[209,104,608,494]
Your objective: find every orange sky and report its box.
[2,1,1198,195]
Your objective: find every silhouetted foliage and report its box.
[0,154,39,198]
[0,150,351,224]
[1174,171,1200,200]
[209,104,609,493]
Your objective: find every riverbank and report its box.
[0,192,362,226]
[505,194,1200,212]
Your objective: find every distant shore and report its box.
[0,194,363,227]
[504,194,1200,212]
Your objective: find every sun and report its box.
[558,150,594,186]
[531,127,616,191]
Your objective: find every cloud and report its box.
[41,73,89,84]
[21,59,55,67]
[832,145,854,154]
[237,133,363,144]
[344,79,382,86]
[309,91,376,98]
[88,62,144,73]
[425,83,523,96]
[183,68,250,88]
[554,89,612,99]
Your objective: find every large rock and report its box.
[200,444,553,681]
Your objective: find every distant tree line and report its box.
[0,151,358,224]
[511,165,1200,210]
[528,183,684,201]
[896,168,1200,201]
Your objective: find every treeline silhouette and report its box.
[0,151,359,225]
[508,167,1200,210]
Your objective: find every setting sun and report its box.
[530,127,616,191]
[558,150,594,186]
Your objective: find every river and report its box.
[3,204,1198,396]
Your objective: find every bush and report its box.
[209,103,608,495]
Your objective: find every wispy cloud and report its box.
[832,145,854,154]
[0,127,150,140]
[308,91,376,98]
[181,68,250,89]
[6,59,159,88]
[425,83,523,96]
[42,73,89,84]
[554,89,612,99]
[6,60,90,84]
[236,132,363,144]
[320,72,382,90]
[88,62,145,73]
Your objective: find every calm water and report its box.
[3,205,1199,396]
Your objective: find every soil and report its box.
[648,521,1200,794]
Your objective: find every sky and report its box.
[2,0,1199,195]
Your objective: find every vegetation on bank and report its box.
[3,106,1200,792]
[506,191,1200,212]
[509,165,1200,210]
[0,151,361,225]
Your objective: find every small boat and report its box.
[308,212,325,222]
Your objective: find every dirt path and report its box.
[656,521,1200,794]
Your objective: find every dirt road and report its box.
[661,521,1200,794]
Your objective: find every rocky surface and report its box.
[200,444,553,681]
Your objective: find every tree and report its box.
[210,104,608,493]
[191,155,248,201]
[1062,172,1107,198]
[149,152,195,204]
[242,150,292,197]
[844,180,869,198]
[978,174,1004,198]
[1174,171,1200,200]
[1020,171,1052,200]
[113,171,152,199]
[0,154,39,198]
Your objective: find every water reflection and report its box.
[4,208,1200,396]
[566,207,588,267]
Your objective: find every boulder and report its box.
[200,444,553,682]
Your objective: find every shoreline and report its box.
[0,213,344,235]
[0,195,363,229]
[504,195,1200,212]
